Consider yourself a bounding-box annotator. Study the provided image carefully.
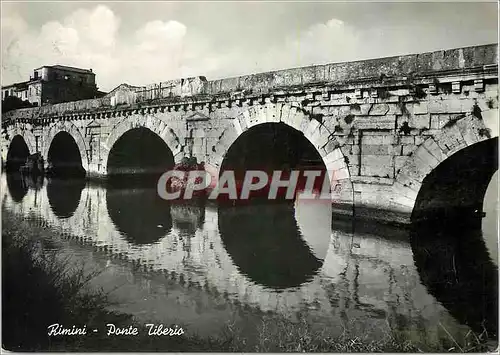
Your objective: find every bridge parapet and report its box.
[207,44,498,95]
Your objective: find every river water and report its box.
[1,172,497,345]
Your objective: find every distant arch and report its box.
[2,125,36,165]
[5,125,37,153]
[5,135,31,172]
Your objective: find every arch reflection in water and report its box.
[106,176,172,245]
[22,174,43,191]
[218,200,329,290]
[411,138,498,338]
[411,220,498,338]
[171,201,206,237]
[482,170,498,266]
[47,178,86,219]
[294,194,332,261]
[6,173,28,203]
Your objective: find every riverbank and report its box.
[1,209,494,352]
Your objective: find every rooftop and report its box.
[2,81,30,89]
[34,65,94,74]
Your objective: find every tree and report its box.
[2,96,36,113]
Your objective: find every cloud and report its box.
[1,13,29,78]
[64,5,119,49]
[0,4,415,91]
[2,5,194,90]
[198,18,384,79]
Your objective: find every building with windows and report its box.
[2,65,103,106]
[2,81,30,102]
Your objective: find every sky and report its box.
[1,1,498,92]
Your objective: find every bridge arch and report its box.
[5,135,31,172]
[2,125,37,167]
[403,112,499,337]
[5,125,37,153]
[103,115,182,175]
[42,121,89,174]
[394,112,499,218]
[207,103,353,204]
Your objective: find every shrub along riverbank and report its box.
[2,210,495,352]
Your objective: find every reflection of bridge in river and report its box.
[1,174,468,340]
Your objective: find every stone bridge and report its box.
[2,44,498,223]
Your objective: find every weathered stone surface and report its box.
[355,115,396,129]
[360,155,394,178]
[402,145,417,156]
[399,136,415,144]
[414,145,441,171]
[1,44,498,226]
[109,84,138,106]
[352,104,372,116]
[395,156,408,172]
[435,124,467,157]
[360,133,395,145]
[368,103,390,116]
[409,114,430,129]
[455,115,487,146]
[421,137,447,162]
[361,144,393,156]
[411,102,429,115]
[392,181,418,205]
[414,136,426,145]
[396,172,422,193]
[272,68,304,88]
[321,136,340,156]
[323,148,344,165]
[482,108,499,136]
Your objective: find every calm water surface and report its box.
[1,173,497,343]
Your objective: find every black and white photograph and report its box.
[1,0,498,352]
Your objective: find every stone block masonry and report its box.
[2,43,498,224]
